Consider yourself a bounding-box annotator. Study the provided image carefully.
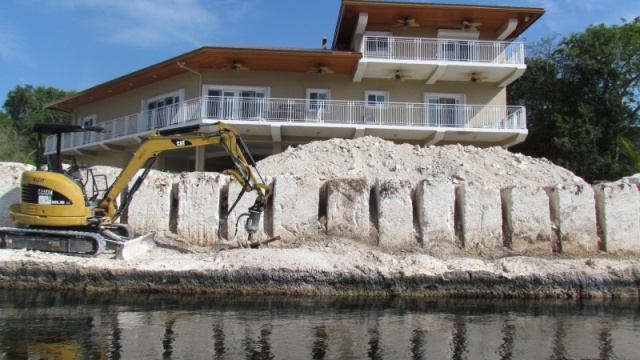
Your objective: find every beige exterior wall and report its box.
[74,73,199,125]
[72,69,506,127]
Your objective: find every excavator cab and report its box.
[33,123,109,204]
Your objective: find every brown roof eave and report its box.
[45,46,361,111]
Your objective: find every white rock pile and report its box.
[258,137,585,187]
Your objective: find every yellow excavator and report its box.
[0,121,270,257]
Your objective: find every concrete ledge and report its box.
[1,250,638,298]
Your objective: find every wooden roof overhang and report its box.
[333,0,545,50]
[46,46,361,112]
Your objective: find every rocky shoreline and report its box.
[1,237,638,298]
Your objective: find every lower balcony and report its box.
[45,96,527,157]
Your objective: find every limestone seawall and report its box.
[50,165,639,257]
[1,163,639,297]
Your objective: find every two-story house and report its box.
[44,0,544,172]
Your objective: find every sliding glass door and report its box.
[206,87,266,120]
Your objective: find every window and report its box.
[78,114,95,127]
[425,93,465,127]
[363,91,389,124]
[78,115,96,144]
[364,32,392,57]
[306,89,330,112]
[205,86,268,120]
[365,91,388,106]
[143,90,183,129]
[437,29,479,62]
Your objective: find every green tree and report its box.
[1,85,74,163]
[508,35,561,163]
[510,18,640,182]
[3,85,74,136]
[0,124,35,163]
[0,109,9,127]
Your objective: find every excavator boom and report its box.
[99,122,269,224]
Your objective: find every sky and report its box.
[1,0,639,107]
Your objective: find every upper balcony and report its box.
[353,36,526,87]
[45,96,527,157]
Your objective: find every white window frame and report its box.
[203,85,270,120]
[306,88,331,112]
[141,89,184,129]
[364,31,392,57]
[78,114,97,144]
[437,29,479,62]
[78,114,96,127]
[141,89,184,112]
[203,85,270,98]
[425,92,466,105]
[365,90,389,107]
[424,92,466,126]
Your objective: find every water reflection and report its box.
[0,290,638,359]
[498,317,515,360]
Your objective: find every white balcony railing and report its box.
[361,36,525,64]
[46,96,526,153]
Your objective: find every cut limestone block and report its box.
[0,162,35,226]
[376,179,415,251]
[456,184,502,255]
[501,186,553,254]
[126,169,175,236]
[225,177,273,243]
[325,178,370,242]
[593,183,640,253]
[175,172,228,246]
[545,183,598,255]
[272,176,320,242]
[416,178,456,247]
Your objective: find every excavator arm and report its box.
[98,122,270,236]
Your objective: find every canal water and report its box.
[0,289,638,359]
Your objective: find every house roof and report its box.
[46,0,544,112]
[333,0,545,50]
[46,46,360,112]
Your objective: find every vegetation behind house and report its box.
[509,17,640,183]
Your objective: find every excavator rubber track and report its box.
[0,227,106,256]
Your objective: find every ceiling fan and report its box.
[394,16,420,30]
[462,20,481,32]
[224,61,249,72]
[308,64,334,75]
[391,70,412,81]
[468,72,488,84]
